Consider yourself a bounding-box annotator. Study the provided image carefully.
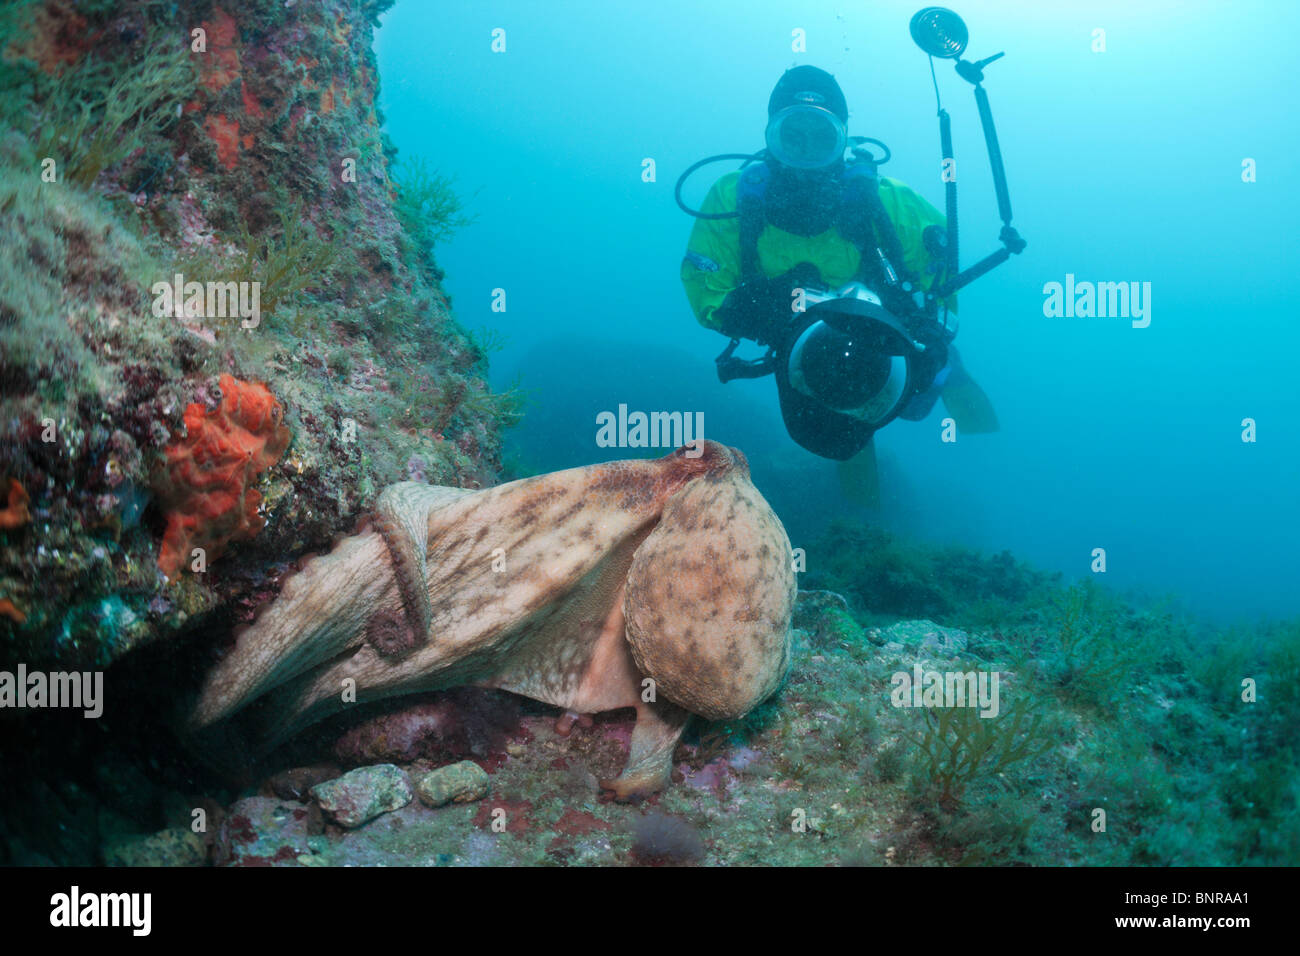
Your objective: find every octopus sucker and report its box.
[189,441,794,798]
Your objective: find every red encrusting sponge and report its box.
[156,374,290,578]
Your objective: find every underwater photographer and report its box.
[677,9,1025,502]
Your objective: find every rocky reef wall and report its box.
[0,0,512,668]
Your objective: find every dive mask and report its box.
[764,93,848,170]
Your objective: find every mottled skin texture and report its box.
[625,465,794,720]
[191,441,795,799]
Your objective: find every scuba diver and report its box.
[678,17,1025,503]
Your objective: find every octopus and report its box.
[190,440,795,799]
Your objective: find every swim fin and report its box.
[837,439,880,508]
[940,347,999,434]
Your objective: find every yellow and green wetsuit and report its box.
[680,169,956,332]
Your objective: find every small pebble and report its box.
[415,760,490,808]
[311,764,412,828]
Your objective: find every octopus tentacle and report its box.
[599,697,692,800]
[370,483,473,658]
[189,529,401,729]
[188,441,794,798]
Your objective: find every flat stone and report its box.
[311,764,412,828]
[881,619,968,656]
[215,796,318,866]
[414,760,490,808]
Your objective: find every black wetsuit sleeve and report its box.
[712,263,822,344]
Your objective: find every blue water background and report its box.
[375,0,1300,622]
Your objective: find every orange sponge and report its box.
[0,478,29,530]
[157,374,290,578]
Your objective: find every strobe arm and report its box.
[932,56,1026,301]
[975,84,1014,229]
[939,108,958,281]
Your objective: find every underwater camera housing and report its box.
[786,282,949,429]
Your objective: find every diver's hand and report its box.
[714,263,823,343]
[783,262,823,297]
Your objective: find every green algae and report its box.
[908,694,1055,810]
[391,156,476,275]
[33,41,195,189]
